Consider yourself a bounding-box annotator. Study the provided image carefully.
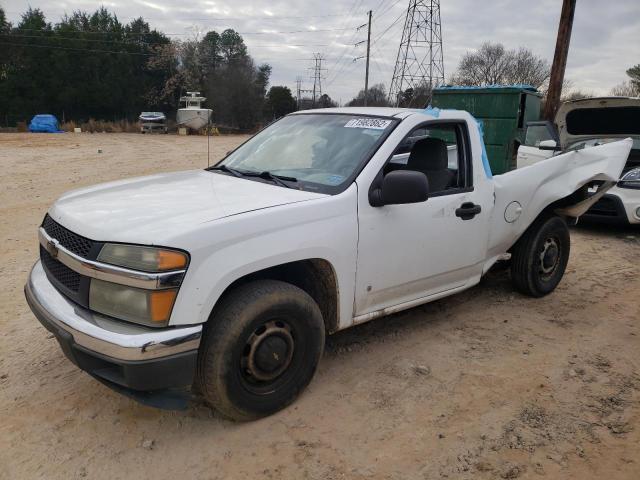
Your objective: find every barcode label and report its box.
[344,118,392,130]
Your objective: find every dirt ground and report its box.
[0,132,638,480]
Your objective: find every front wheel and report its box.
[196,280,325,421]
[510,215,570,297]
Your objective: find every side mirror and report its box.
[369,170,429,207]
[538,139,561,151]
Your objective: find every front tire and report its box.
[510,215,570,297]
[196,280,325,421]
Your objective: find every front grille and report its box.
[42,214,94,258]
[40,245,81,291]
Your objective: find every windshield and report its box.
[213,114,396,193]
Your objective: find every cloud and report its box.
[4,0,639,102]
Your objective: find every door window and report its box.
[386,123,471,195]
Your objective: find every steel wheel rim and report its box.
[241,319,295,383]
[538,236,560,278]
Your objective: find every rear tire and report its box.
[510,215,570,297]
[196,280,325,421]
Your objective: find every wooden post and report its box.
[543,0,577,121]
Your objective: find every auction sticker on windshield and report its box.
[344,118,392,130]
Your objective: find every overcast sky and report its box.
[3,0,639,104]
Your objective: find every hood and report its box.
[555,97,640,149]
[49,170,326,245]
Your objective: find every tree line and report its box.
[0,6,300,130]
[1,5,637,128]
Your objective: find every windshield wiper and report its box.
[254,171,297,189]
[208,164,243,178]
[237,170,297,189]
[208,165,297,189]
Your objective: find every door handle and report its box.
[455,202,482,220]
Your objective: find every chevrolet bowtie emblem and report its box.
[47,239,59,258]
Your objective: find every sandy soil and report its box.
[0,132,638,480]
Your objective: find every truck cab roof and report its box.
[290,107,436,120]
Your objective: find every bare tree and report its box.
[450,42,550,88]
[609,64,640,96]
[509,48,551,87]
[610,81,639,97]
[561,89,593,101]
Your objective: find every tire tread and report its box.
[196,279,324,421]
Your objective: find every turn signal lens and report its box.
[150,290,178,323]
[157,250,188,271]
[98,244,188,272]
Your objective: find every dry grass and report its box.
[60,119,140,133]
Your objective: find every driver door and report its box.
[354,121,492,318]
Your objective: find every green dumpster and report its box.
[431,85,542,174]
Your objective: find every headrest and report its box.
[408,137,449,171]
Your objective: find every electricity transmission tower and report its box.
[295,76,314,110]
[309,53,327,107]
[388,0,445,106]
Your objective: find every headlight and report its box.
[89,279,177,327]
[619,168,640,189]
[97,244,188,272]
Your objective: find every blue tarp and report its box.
[28,114,64,133]
[434,84,537,92]
[473,118,493,178]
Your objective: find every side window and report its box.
[524,122,555,147]
[386,123,470,194]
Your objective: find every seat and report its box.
[406,137,454,193]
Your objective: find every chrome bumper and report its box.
[25,261,202,361]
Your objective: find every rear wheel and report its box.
[510,215,570,297]
[196,280,325,421]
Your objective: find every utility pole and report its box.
[543,0,577,121]
[364,10,372,106]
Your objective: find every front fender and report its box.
[168,185,359,328]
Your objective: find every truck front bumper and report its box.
[25,261,202,392]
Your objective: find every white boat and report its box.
[177,92,212,131]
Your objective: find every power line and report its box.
[0,41,341,56]
[0,41,160,56]
[324,0,365,82]
[373,0,405,20]
[4,35,336,48]
[9,26,359,39]
[0,33,169,46]
[4,11,355,22]
[371,8,406,46]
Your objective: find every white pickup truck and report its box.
[25,107,632,420]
